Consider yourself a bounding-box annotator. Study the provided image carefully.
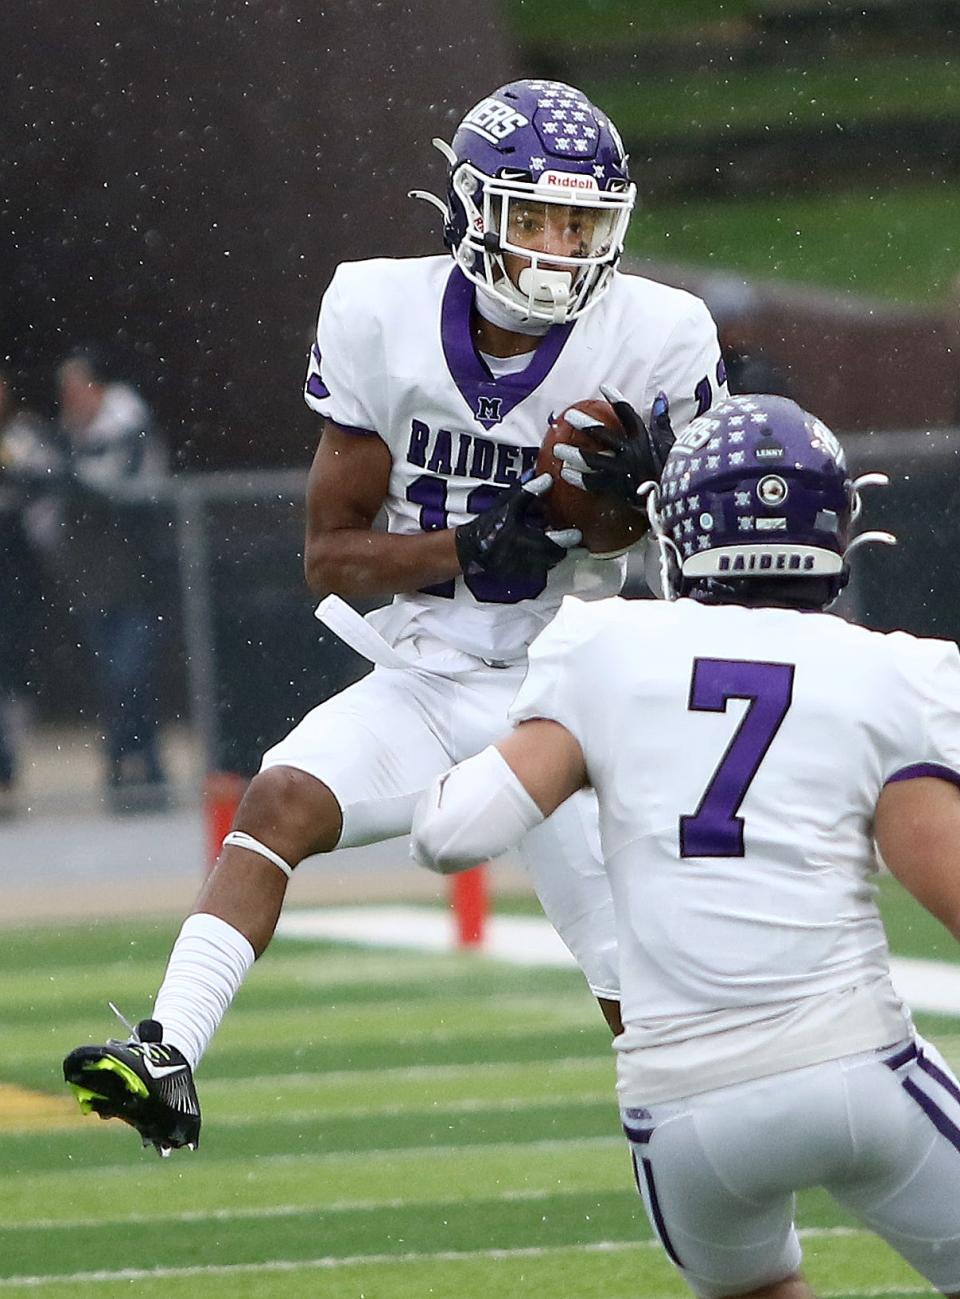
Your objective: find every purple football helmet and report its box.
[411,79,635,324]
[649,394,894,602]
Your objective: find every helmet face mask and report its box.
[435,80,636,325]
[647,395,894,606]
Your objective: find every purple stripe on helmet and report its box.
[918,1051,960,1108]
[306,373,331,401]
[883,1042,918,1071]
[635,1152,683,1268]
[903,1078,960,1155]
[622,1122,654,1144]
[440,267,574,430]
[885,763,960,788]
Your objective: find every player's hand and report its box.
[553,386,676,509]
[454,474,581,579]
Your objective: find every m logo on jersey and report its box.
[461,97,529,144]
[476,395,503,423]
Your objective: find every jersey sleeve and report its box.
[883,638,960,787]
[650,297,727,435]
[303,265,379,434]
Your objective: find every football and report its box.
[536,399,650,557]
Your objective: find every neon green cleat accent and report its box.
[86,1056,150,1099]
[68,1083,110,1115]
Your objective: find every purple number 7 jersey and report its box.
[510,593,960,1101]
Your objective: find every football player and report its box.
[412,393,960,1299]
[62,78,725,1154]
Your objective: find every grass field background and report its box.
[624,186,960,305]
[1,877,957,1297]
[505,0,960,307]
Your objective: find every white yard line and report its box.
[278,906,572,966]
[198,1090,610,1128]
[2,1134,625,1187]
[199,1054,607,1093]
[0,1186,606,1233]
[278,905,960,1017]
[0,1228,876,1289]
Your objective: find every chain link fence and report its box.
[26,427,960,808]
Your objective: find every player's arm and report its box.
[875,776,960,941]
[304,420,462,600]
[305,422,579,600]
[411,719,588,875]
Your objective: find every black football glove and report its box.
[553,385,676,509]
[455,473,581,580]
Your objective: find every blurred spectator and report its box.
[50,349,170,812]
[705,278,795,399]
[0,368,52,815]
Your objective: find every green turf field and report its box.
[503,2,960,306]
[509,0,764,45]
[598,58,960,140]
[1,877,956,1297]
[626,185,960,304]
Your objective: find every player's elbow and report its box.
[304,548,333,599]
[413,837,482,876]
[410,817,484,876]
[304,536,345,600]
[410,751,546,877]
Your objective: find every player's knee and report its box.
[233,765,342,865]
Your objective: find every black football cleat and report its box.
[63,1008,201,1157]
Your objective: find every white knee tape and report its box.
[222,830,294,879]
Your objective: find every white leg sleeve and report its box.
[410,745,544,875]
[152,913,255,1071]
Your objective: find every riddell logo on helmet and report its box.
[538,171,598,191]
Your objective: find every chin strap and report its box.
[850,472,890,520]
[643,484,683,600]
[408,137,460,230]
[846,472,897,558]
[408,188,448,217]
[844,530,897,558]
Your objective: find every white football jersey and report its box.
[510,596,960,1100]
[304,256,725,662]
